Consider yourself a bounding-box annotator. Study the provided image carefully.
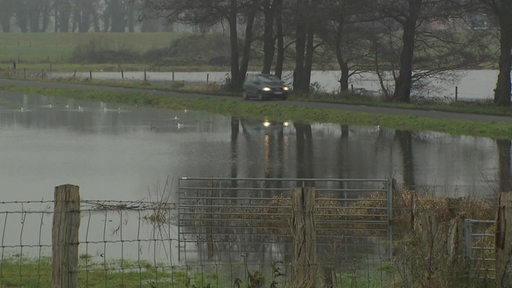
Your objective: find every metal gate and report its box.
[177,177,393,269]
[465,219,495,280]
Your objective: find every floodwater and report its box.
[49,69,499,101]
[0,90,505,202]
[0,89,507,267]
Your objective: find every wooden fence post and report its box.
[496,192,512,288]
[52,184,80,288]
[289,187,317,288]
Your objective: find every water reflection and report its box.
[0,91,506,201]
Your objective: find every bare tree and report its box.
[379,0,423,102]
[477,0,512,106]
[54,0,72,32]
[73,0,101,32]
[143,0,257,91]
[262,0,289,78]
[377,0,478,102]
[0,0,16,31]
[261,0,275,74]
[317,0,378,93]
[104,0,126,32]
[293,0,322,93]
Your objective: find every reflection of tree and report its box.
[336,125,349,180]
[497,139,511,192]
[240,119,288,180]
[294,123,314,182]
[230,117,239,191]
[266,124,285,179]
[396,130,415,189]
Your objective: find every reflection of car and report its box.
[242,74,289,100]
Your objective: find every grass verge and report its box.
[1,81,512,140]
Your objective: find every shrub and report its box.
[71,38,139,63]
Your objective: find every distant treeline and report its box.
[3,0,512,106]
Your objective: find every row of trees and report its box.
[0,0,165,32]
[141,0,511,106]
[2,0,511,105]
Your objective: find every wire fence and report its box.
[0,67,497,103]
[0,179,501,288]
[0,198,180,288]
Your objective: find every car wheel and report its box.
[242,91,248,100]
[257,92,264,101]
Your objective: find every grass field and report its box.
[0,32,183,64]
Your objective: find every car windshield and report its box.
[257,74,281,82]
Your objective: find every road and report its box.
[1,78,512,124]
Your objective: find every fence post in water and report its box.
[455,86,458,102]
[89,70,92,81]
[290,187,317,288]
[496,192,512,288]
[52,184,80,288]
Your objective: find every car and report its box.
[242,74,289,100]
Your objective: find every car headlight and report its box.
[262,87,272,92]
[283,86,289,91]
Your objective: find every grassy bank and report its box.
[0,32,177,64]
[1,81,512,139]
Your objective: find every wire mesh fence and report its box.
[0,179,501,288]
[0,197,184,288]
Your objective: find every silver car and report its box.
[242,74,289,100]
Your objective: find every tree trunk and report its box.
[293,0,307,92]
[57,0,72,32]
[392,0,421,102]
[110,0,125,32]
[274,0,284,78]
[294,0,315,93]
[228,0,242,91]
[494,6,512,106]
[335,33,349,92]
[127,0,135,32]
[303,6,315,92]
[240,10,255,81]
[29,8,41,32]
[262,0,275,74]
[0,0,14,32]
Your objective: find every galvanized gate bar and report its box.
[177,177,393,266]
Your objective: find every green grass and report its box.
[0,256,228,288]
[0,32,183,65]
[2,82,512,140]
[0,256,399,288]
